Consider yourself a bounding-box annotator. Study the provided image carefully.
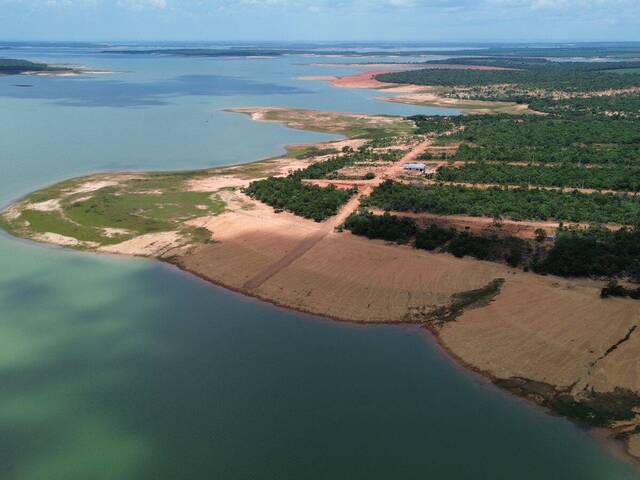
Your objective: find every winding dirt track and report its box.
[243,139,432,290]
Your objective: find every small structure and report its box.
[402,163,427,173]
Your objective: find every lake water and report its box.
[1,43,639,479]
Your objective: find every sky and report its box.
[0,0,639,42]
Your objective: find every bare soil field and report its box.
[440,275,640,395]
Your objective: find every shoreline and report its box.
[4,216,639,468]
[2,106,640,464]
[160,252,640,471]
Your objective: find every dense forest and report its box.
[244,148,388,221]
[244,178,354,222]
[450,115,640,147]
[453,144,640,166]
[366,180,640,225]
[344,211,640,279]
[411,114,640,166]
[529,94,640,119]
[436,163,640,192]
[343,211,416,243]
[424,58,640,71]
[377,60,640,97]
[344,212,530,267]
[535,227,640,279]
[377,62,640,91]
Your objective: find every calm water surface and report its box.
[1,44,639,479]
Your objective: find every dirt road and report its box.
[243,140,431,290]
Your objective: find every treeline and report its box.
[425,57,640,71]
[535,227,640,279]
[290,154,356,180]
[529,94,640,120]
[344,212,640,280]
[343,211,416,243]
[245,148,394,221]
[412,114,640,152]
[454,144,640,166]
[376,61,640,95]
[601,281,640,299]
[290,148,399,181]
[437,163,640,192]
[244,178,354,222]
[366,180,640,225]
[411,114,640,166]
[344,212,529,267]
[451,115,640,147]
[0,58,69,74]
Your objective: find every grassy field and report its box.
[2,173,225,248]
[1,108,415,249]
[230,108,415,139]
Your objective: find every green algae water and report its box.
[1,43,639,479]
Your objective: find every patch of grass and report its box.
[63,189,224,233]
[290,146,339,159]
[261,109,415,139]
[183,226,214,244]
[20,210,114,244]
[406,278,505,325]
[447,278,506,319]
[2,172,227,249]
[496,378,640,428]
[124,172,201,192]
[215,161,282,179]
[25,177,90,204]
[549,390,640,427]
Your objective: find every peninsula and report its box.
[3,52,640,460]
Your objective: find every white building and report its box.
[402,163,427,173]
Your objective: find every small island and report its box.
[0,57,86,76]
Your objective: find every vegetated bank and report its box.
[0,58,80,75]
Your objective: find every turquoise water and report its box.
[1,45,639,479]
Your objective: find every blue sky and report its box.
[1,0,639,42]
